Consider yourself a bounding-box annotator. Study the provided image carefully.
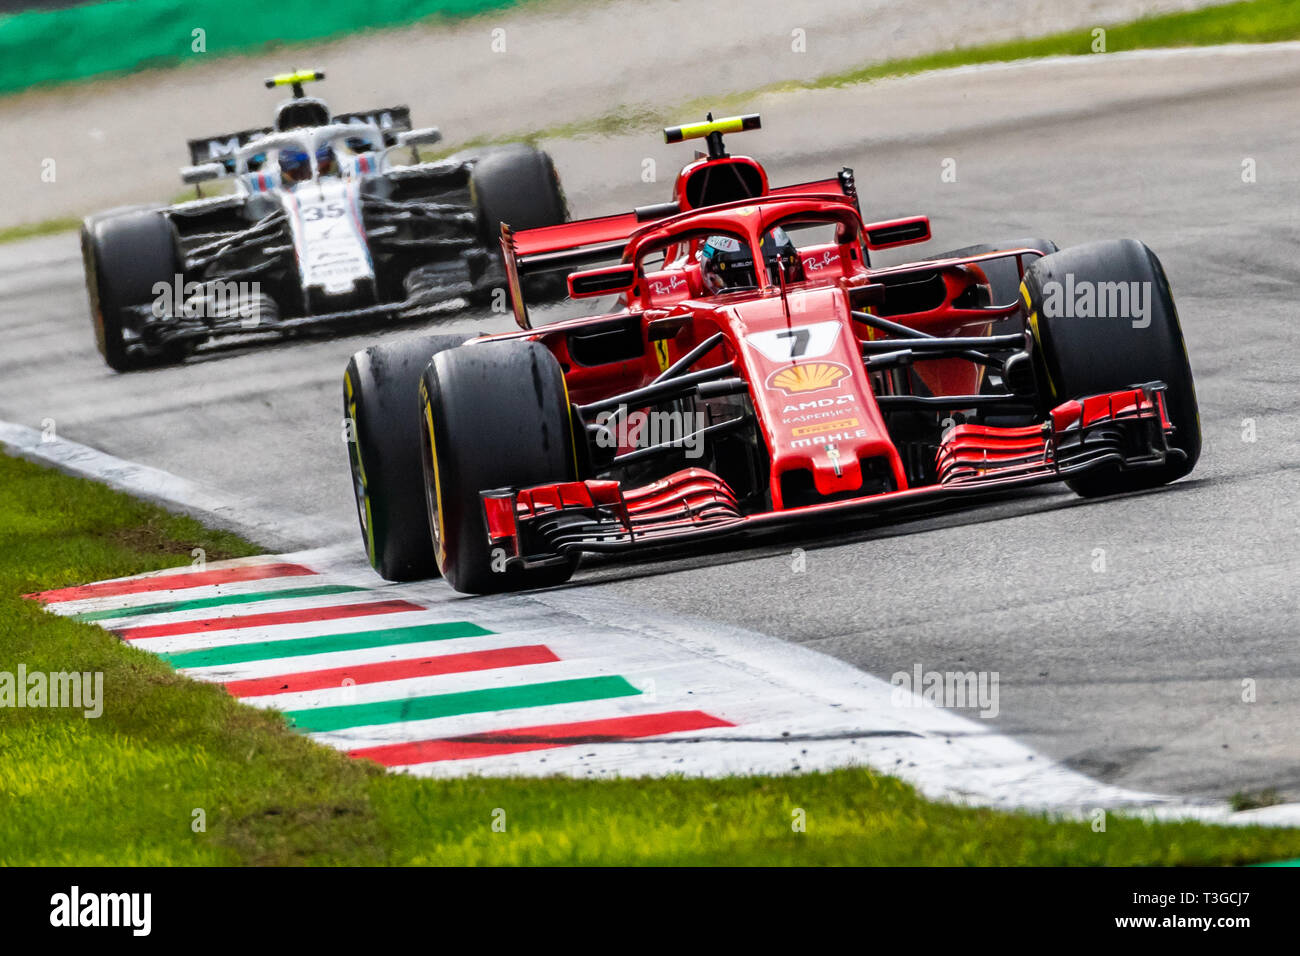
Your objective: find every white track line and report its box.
[905,42,1300,82]
[0,421,347,551]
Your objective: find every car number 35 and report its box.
[302,202,346,221]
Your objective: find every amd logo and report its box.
[781,394,856,414]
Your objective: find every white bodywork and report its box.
[281,178,373,297]
[224,124,393,302]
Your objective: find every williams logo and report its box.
[766,362,849,395]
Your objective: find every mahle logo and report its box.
[1041,273,1151,328]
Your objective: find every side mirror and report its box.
[863,215,931,250]
[396,127,442,148]
[180,162,225,185]
[568,263,638,299]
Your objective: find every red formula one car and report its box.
[343,115,1200,593]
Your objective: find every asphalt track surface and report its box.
[0,0,1219,228]
[2,46,1299,802]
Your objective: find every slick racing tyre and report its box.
[419,340,580,594]
[82,208,188,372]
[469,144,569,303]
[1021,238,1200,497]
[344,333,472,581]
[469,144,569,237]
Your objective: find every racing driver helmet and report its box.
[700,234,757,293]
[759,226,805,285]
[700,228,805,294]
[278,144,338,183]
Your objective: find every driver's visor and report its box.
[278,145,334,172]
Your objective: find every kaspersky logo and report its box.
[766,361,849,395]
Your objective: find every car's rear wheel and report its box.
[470,144,569,237]
[81,209,187,372]
[469,144,569,304]
[419,340,580,594]
[344,333,472,581]
[1021,238,1200,497]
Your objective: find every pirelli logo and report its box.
[792,417,859,437]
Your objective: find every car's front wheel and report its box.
[81,209,188,371]
[344,333,472,581]
[1021,238,1200,496]
[419,340,580,594]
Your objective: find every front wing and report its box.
[121,257,499,353]
[480,385,1180,569]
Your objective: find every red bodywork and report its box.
[467,150,1175,564]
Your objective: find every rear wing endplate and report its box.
[500,223,531,330]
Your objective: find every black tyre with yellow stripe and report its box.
[344,333,471,581]
[419,339,580,594]
[1021,239,1200,497]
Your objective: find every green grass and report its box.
[441,0,1300,150]
[1231,789,1284,812]
[798,0,1300,91]
[3,450,1300,865]
[0,0,536,97]
[0,217,81,245]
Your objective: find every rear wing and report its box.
[187,128,271,170]
[332,105,412,145]
[500,174,859,330]
[185,105,413,171]
[510,172,856,272]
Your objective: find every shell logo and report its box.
[767,362,850,395]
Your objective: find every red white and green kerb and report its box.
[26,558,733,771]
